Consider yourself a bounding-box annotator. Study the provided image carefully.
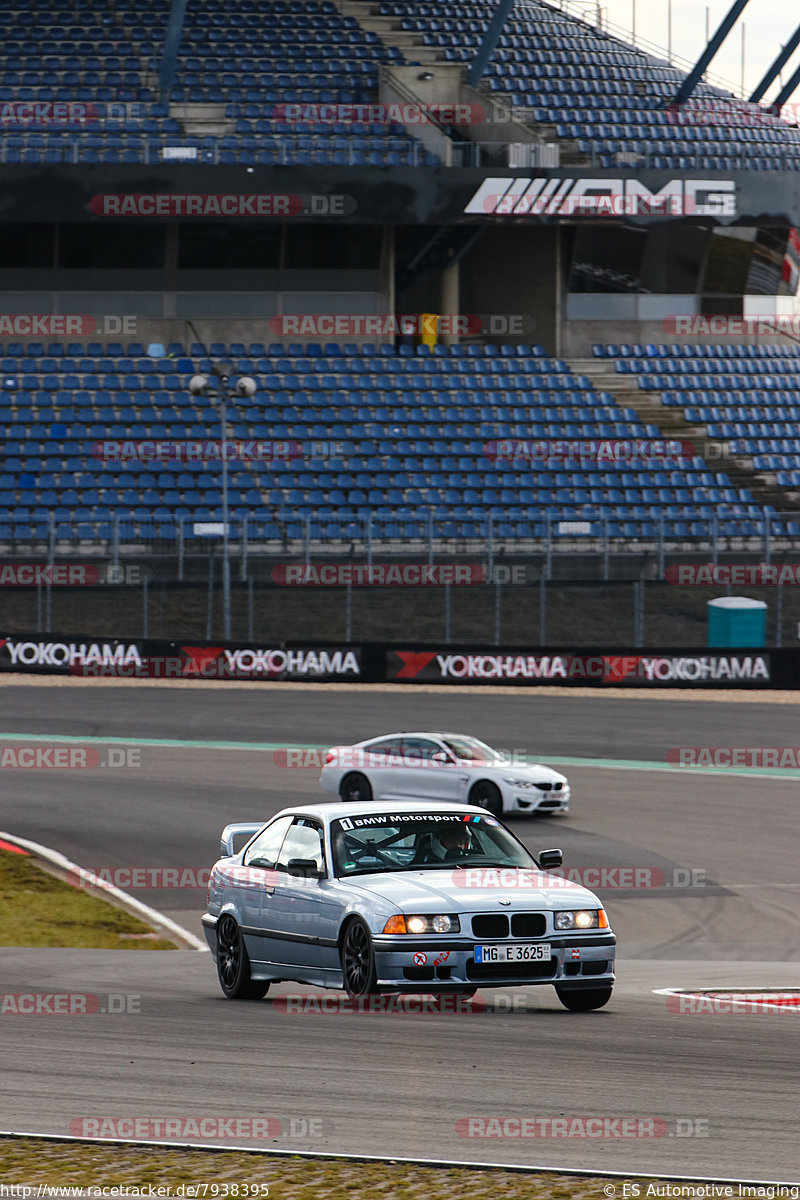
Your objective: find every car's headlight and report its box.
[554,909,608,930]
[382,914,461,934]
[503,777,536,788]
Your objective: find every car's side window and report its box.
[276,819,325,875]
[243,815,293,868]
[402,737,447,763]
[366,738,405,760]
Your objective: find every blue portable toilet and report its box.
[707,596,766,648]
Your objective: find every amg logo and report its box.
[464,177,737,217]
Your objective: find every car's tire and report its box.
[339,772,373,804]
[555,985,612,1012]
[340,917,378,998]
[468,780,502,817]
[216,914,270,1000]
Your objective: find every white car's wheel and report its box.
[468,780,502,817]
[339,773,373,803]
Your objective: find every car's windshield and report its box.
[330,812,534,877]
[438,736,505,763]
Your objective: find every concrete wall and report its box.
[460,226,569,354]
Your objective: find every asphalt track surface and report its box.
[1,683,800,1180]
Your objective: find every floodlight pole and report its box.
[672,0,751,107]
[749,23,800,103]
[220,389,230,641]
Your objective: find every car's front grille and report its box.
[472,914,509,938]
[539,799,561,808]
[510,913,547,937]
[535,782,553,792]
[554,782,563,791]
[467,960,556,981]
[472,913,547,938]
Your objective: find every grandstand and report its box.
[2,0,800,590]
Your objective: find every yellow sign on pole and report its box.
[419,313,439,347]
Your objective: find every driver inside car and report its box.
[413,821,473,864]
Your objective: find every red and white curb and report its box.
[0,831,207,951]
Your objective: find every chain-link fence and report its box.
[2,514,800,645]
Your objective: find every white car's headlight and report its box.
[502,777,536,788]
[382,914,461,934]
[554,910,607,930]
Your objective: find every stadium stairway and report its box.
[573,354,798,511]
[341,1,438,61]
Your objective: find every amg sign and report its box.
[465,177,737,217]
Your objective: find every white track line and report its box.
[0,1130,798,1186]
[0,832,207,952]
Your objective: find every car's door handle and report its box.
[264,887,275,895]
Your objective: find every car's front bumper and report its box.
[508,786,570,814]
[370,932,614,990]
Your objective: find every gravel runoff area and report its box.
[0,1138,716,1199]
[0,676,799,702]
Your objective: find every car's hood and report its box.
[346,868,599,911]
[476,760,566,783]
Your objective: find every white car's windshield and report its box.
[438,736,506,764]
[330,812,534,877]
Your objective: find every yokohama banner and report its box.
[0,634,787,687]
[0,634,364,681]
[385,648,773,687]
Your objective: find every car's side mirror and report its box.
[287,858,323,879]
[538,849,563,870]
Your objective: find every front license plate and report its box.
[474,943,551,963]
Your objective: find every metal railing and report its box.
[3,511,800,645]
[3,510,800,575]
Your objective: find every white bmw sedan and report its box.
[319,732,570,817]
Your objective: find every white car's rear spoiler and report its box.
[219,822,264,858]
